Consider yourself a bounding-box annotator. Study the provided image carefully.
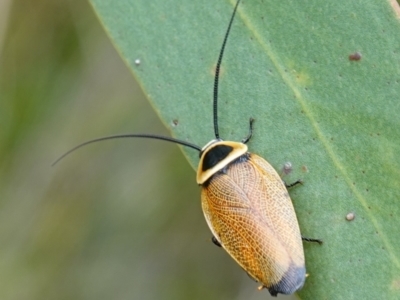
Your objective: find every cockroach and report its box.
[54,0,321,296]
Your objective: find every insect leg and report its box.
[241,118,255,144]
[285,179,303,188]
[302,236,323,244]
[211,236,222,247]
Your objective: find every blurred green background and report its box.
[0,0,296,299]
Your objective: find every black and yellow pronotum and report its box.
[54,0,321,296]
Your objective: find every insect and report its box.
[54,0,321,296]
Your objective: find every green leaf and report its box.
[90,0,400,298]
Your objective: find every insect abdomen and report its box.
[201,153,305,295]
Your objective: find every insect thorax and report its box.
[196,140,247,184]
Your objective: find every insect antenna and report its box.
[213,0,241,140]
[54,2,243,166]
[52,134,201,166]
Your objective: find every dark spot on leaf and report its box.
[349,52,362,61]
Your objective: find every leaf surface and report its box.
[90,0,400,298]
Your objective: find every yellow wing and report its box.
[201,153,305,294]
